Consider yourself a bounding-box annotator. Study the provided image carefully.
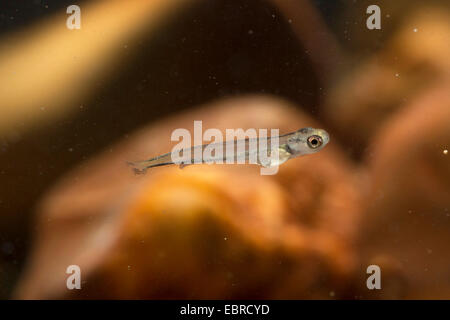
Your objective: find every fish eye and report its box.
[307,135,323,149]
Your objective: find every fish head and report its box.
[287,127,330,155]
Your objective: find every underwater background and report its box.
[0,0,449,299]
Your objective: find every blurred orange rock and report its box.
[357,82,450,299]
[15,96,361,299]
[323,8,450,156]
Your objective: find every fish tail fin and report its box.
[127,153,173,174]
[126,161,149,175]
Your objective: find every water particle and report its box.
[443,149,448,155]
[413,28,418,32]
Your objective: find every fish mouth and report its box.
[319,129,330,145]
